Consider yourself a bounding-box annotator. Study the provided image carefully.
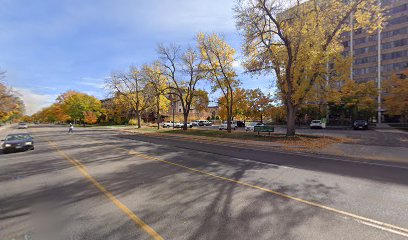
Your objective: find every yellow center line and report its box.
[46,140,164,240]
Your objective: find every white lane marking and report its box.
[356,219,408,238]
[233,157,291,169]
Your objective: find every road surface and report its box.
[1,125,408,239]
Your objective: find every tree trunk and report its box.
[156,96,160,130]
[135,100,141,129]
[286,104,296,136]
[227,110,232,133]
[183,112,189,130]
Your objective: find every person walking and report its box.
[68,123,74,133]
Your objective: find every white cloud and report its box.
[13,88,56,115]
[79,77,107,89]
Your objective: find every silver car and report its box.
[17,122,28,129]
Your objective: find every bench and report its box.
[254,125,275,135]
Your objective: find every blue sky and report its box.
[0,0,272,114]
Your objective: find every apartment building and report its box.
[342,0,408,122]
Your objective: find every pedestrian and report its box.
[68,123,74,133]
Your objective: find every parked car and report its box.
[236,121,245,128]
[197,120,210,126]
[174,122,192,128]
[204,120,212,126]
[245,122,264,132]
[1,133,34,154]
[353,120,368,130]
[219,121,237,130]
[162,121,175,128]
[310,120,325,129]
[17,122,28,129]
[190,121,199,127]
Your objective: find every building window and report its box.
[382,50,408,61]
[355,37,366,45]
[391,4,407,14]
[342,41,349,48]
[368,35,377,42]
[382,39,408,50]
[382,27,408,38]
[388,15,408,26]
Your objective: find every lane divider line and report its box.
[46,141,164,240]
[118,147,408,238]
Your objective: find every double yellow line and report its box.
[48,141,164,240]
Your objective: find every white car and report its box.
[245,122,264,132]
[219,121,237,130]
[310,120,325,129]
[190,121,199,127]
[17,122,28,129]
[162,121,175,128]
[174,122,192,128]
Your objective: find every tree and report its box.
[57,91,102,124]
[106,66,149,128]
[197,33,240,133]
[192,89,209,113]
[384,71,408,123]
[328,79,377,121]
[246,88,272,122]
[84,111,98,124]
[158,44,207,130]
[143,62,170,129]
[235,0,383,135]
[0,83,25,122]
[218,88,248,121]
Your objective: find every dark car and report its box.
[1,133,34,154]
[353,120,368,130]
[236,121,245,127]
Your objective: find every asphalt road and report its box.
[1,125,408,240]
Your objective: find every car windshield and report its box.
[312,120,321,123]
[5,134,31,141]
[355,120,367,124]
